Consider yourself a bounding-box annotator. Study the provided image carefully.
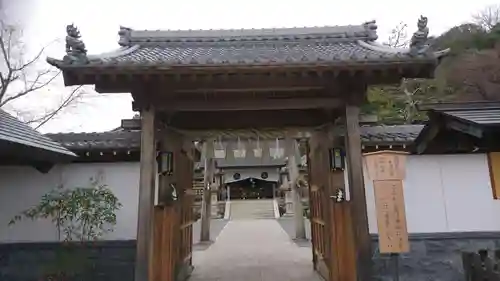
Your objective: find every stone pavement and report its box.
[192,218,228,245]
[277,216,312,241]
[189,219,324,281]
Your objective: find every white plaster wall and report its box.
[360,154,500,234]
[1,154,498,243]
[0,162,140,243]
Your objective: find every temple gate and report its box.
[48,17,448,281]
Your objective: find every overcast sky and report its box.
[3,0,499,133]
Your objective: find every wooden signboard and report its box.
[364,150,408,181]
[364,150,410,254]
[373,180,409,253]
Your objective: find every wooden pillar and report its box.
[134,107,156,281]
[200,140,215,242]
[157,130,182,206]
[285,133,306,240]
[345,104,372,281]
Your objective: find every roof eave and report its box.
[48,58,440,76]
[417,101,500,111]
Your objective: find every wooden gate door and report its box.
[308,130,357,281]
[307,130,331,280]
[152,134,195,281]
[176,144,195,280]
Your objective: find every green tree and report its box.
[9,174,122,241]
[364,19,455,124]
[9,173,122,279]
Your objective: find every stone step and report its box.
[230,199,275,220]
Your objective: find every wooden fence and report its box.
[463,249,500,281]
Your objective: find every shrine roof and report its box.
[0,109,77,165]
[47,18,449,70]
[418,101,500,126]
[46,125,423,153]
[414,102,500,154]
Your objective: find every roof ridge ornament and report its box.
[409,16,430,56]
[362,20,378,41]
[118,26,133,47]
[64,24,89,64]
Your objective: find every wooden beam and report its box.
[161,109,332,130]
[285,133,306,240]
[66,62,435,90]
[168,74,331,91]
[344,104,372,281]
[133,97,344,112]
[122,114,377,134]
[200,140,215,242]
[96,73,336,93]
[414,122,441,154]
[417,101,500,111]
[134,106,156,281]
[445,118,483,138]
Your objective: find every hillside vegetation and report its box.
[364,5,500,124]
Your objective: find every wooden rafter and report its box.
[62,63,432,93]
[157,109,335,130]
[132,97,344,112]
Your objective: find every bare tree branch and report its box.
[447,49,500,100]
[0,22,14,101]
[0,19,87,129]
[385,22,409,48]
[14,44,47,71]
[473,4,500,31]
[33,85,85,130]
[0,70,60,107]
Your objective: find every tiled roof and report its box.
[46,125,423,152]
[46,130,141,151]
[360,125,424,145]
[47,20,448,69]
[418,101,500,126]
[0,109,76,159]
[443,109,500,125]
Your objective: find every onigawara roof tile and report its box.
[46,125,423,152]
[47,17,449,69]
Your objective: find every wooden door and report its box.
[308,130,357,281]
[152,134,195,281]
[307,131,331,280]
[176,146,195,280]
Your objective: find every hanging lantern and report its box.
[157,151,174,175]
[328,147,345,171]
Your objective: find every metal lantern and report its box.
[157,151,174,175]
[328,148,345,171]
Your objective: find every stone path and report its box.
[189,219,323,281]
[192,218,228,245]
